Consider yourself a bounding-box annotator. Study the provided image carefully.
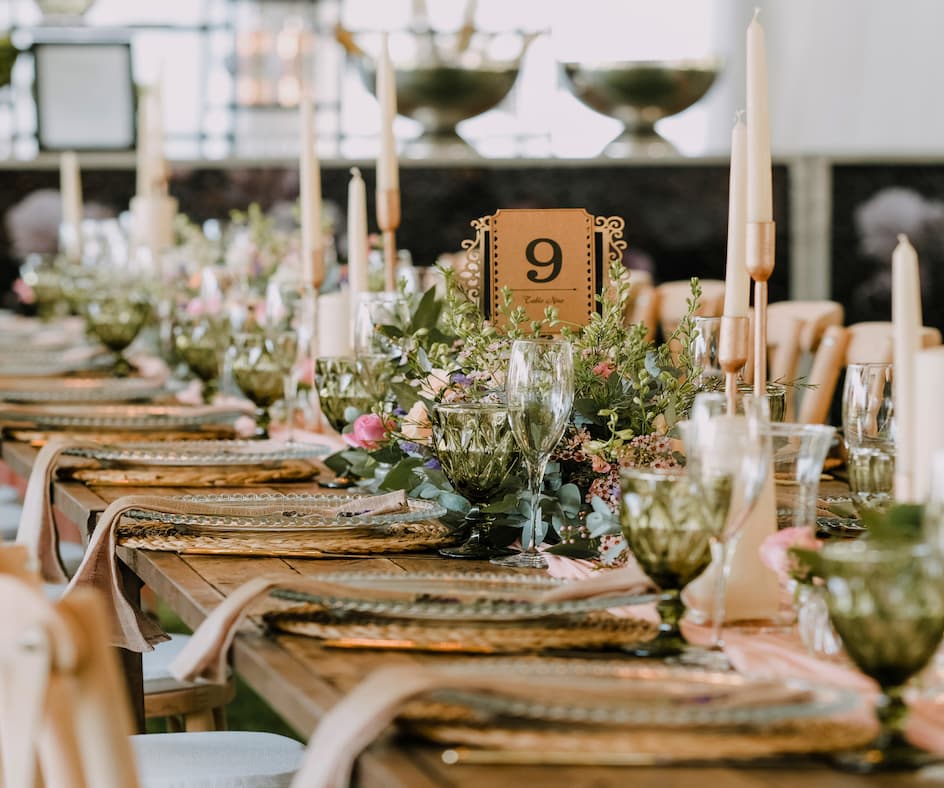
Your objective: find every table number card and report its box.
[459,208,626,330]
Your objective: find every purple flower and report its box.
[450,372,472,386]
[398,440,421,455]
[423,458,441,470]
[393,406,407,416]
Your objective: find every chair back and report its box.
[845,321,942,365]
[655,279,725,339]
[0,547,140,788]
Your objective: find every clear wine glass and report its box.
[352,292,410,402]
[492,338,574,569]
[684,391,771,654]
[842,362,895,514]
[265,278,317,442]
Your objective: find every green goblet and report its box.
[314,356,375,489]
[232,331,296,438]
[822,540,944,772]
[432,402,518,560]
[84,290,151,376]
[174,317,227,403]
[619,468,731,658]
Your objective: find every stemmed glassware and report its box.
[353,293,410,402]
[493,338,574,569]
[684,392,771,653]
[314,356,374,434]
[232,331,297,438]
[174,316,227,403]
[265,278,317,442]
[842,362,895,514]
[84,289,151,376]
[619,467,731,658]
[432,402,519,560]
[822,540,944,772]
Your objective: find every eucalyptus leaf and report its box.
[379,457,423,491]
[436,491,471,514]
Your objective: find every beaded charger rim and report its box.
[61,460,319,486]
[116,518,459,557]
[264,606,656,653]
[404,717,874,760]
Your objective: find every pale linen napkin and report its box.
[67,491,415,652]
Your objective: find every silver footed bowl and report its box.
[562,58,722,157]
[358,33,524,157]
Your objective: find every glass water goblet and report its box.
[493,338,574,569]
[823,540,944,772]
[620,468,731,658]
[353,292,410,402]
[314,356,374,488]
[84,290,151,376]
[232,331,297,438]
[174,316,227,403]
[691,316,723,388]
[843,362,895,514]
[766,422,837,530]
[684,392,771,653]
[432,402,519,560]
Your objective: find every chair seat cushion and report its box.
[0,501,22,541]
[132,731,303,788]
[143,634,231,694]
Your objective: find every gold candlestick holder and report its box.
[746,221,776,395]
[719,315,750,415]
[309,247,325,291]
[377,187,401,292]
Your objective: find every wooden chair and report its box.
[655,279,726,339]
[623,269,658,340]
[0,545,303,788]
[766,300,845,420]
[798,321,943,424]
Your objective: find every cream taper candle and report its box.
[347,167,369,302]
[913,346,944,501]
[746,9,772,224]
[892,234,922,501]
[376,33,399,194]
[299,91,324,287]
[722,113,749,317]
[59,151,83,262]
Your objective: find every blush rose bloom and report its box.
[402,401,432,442]
[343,413,393,450]
[759,526,821,583]
[592,361,616,379]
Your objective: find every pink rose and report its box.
[344,413,393,450]
[13,278,35,305]
[592,361,616,379]
[759,526,820,583]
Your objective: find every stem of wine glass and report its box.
[876,686,909,749]
[711,534,741,649]
[524,452,549,555]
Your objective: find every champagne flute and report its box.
[842,362,895,514]
[265,279,317,442]
[493,338,574,569]
[684,392,771,654]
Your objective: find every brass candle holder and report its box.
[719,315,750,415]
[746,221,776,395]
[377,187,401,292]
[309,246,325,291]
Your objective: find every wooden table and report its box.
[2,439,924,787]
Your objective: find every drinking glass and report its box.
[823,540,944,772]
[843,362,895,514]
[84,290,151,376]
[174,316,228,403]
[353,293,410,402]
[493,338,574,569]
[684,392,771,652]
[766,422,836,530]
[432,402,519,560]
[314,357,374,434]
[620,468,730,658]
[232,331,297,437]
[691,316,723,387]
[922,449,944,552]
[265,279,317,441]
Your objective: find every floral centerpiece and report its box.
[323,262,701,562]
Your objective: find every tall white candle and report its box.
[149,78,167,197]
[746,9,772,224]
[722,113,749,317]
[913,347,944,502]
[347,167,369,302]
[59,151,83,262]
[135,86,151,199]
[892,234,922,501]
[376,33,399,193]
[317,288,353,357]
[299,90,324,286]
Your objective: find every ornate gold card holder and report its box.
[458,208,627,330]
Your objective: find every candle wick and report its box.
[350,166,362,179]
[898,233,910,245]
[734,109,746,124]
[753,6,761,20]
